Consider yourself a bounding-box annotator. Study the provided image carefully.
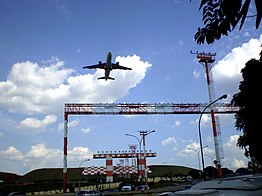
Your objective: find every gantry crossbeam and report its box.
[65,102,239,115]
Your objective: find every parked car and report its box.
[135,184,149,191]
[157,192,175,196]
[75,190,103,196]
[8,192,26,196]
[121,183,132,191]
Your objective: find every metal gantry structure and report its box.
[63,102,239,192]
[64,102,238,115]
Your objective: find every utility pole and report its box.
[139,130,155,180]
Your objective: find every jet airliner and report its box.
[83,51,132,80]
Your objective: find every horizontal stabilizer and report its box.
[97,76,115,80]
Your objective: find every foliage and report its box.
[231,49,262,165]
[204,166,217,179]
[222,168,234,176]
[188,169,201,179]
[148,165,192,178]
[235,167,249,175]
[191,0,262,44]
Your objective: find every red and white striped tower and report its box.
[194,51,223,178]
[138,153,145,177]
[106,155,113,182]
[63,112,68,193]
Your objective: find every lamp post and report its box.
[187,145,208,171]
[78,159,90,190]
[125,133,142,179]
[126,130,155,180]
[198,94,227,175]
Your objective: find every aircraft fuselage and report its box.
[104,52,113,80]
[83,51,131,80]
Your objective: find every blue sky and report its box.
[0,0,261,175]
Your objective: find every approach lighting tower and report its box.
[191,51,223,178]
[129,144,138,167]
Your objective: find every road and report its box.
[58,185,187,196]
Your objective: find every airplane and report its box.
[83,51,132,80]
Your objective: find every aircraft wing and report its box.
[83,63,106,69]
[111,63,132,70]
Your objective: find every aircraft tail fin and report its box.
[97,76,115,80]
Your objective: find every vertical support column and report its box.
[204,60,222,178]
[136,155,140,179]
[138,154,145,178]
[63,112,68,193]
[210,110,222,178]
[106,155,113,182]
[142,137,147,179]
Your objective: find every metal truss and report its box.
[65,102,239,115]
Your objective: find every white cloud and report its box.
[68,147,92,161]
[166,120,182,129]
[68,119,79,127]
[200,114,210,127]
[19,115,57,131]
[170,120,181,129]
[0,58,73,114]
[0,144,93,174]
[190,114,210,127]
[81,128,91,134]
[27,144,50,158]
[185,142,200,153]
[161,136,176,146]
[213,34,262,98]
[193,70,200,79]
[231,159,246,169]
[57,119,80,131]
[1,146,24,161]
[175,135,248,171]
[224,135,239,148]
[0,55,151,115]
[222,135,249,170]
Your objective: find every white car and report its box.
[158,192,174,196]
[121,184,132,191]
[157,192,175,196]
[75,190,103,196]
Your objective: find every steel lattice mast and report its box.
[193,51,224,178]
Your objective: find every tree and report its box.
[204,166,218,179]
[235,167,249,175]
[231,48,262,167]
[192,0,262,44]
[188,169,201,179]
[221,168,234,177]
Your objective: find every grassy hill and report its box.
[0,165,193,194]
[148,165,192,178]
[2,165,193,184]
[0,172,21,183]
